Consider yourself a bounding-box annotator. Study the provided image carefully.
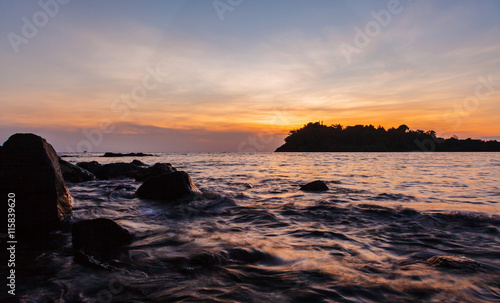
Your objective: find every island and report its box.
[275,122,500,152]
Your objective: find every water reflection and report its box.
[10,152,500,302]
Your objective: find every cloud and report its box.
[0,122,287,152]
[0,0,499,151]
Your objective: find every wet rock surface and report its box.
[72,218,133,252]
[300,180,329,192]
[59,158,96,182]
[136,171,202,202]
[0,133,72,234]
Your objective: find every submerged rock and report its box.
[59,158,96,182]
[227,248,281,265]
[300,180,329,192]
[425,255,483,271]
[72,218,133,252]
[73,250,116,270]
[0,133,73,234]
[136,171,201,202]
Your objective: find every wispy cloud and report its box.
[1,0,499,151]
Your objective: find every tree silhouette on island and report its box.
[275,122,500,152]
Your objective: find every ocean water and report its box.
[10,153,500,302]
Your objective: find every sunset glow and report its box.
[1,0,499,151]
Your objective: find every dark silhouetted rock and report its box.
[96,163,142,179]
[76,160,177,181]
[72,218,132,252]
[131,159,148,166]
[135,163,176,181]
[101,152,153,157]
[300,180,329,191]
[136,171,201,202]
[77,162,139,180]
[0,133,73,234]
[76,161,102,174]
[59,158,95,182]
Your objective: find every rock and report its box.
[101,152,153,157]
[425,255,483,271]
[76,161,102,174]
[227,248,279,265]
[0,133,73,234]
[135,163,176,181]
[77,162,140,180]
[77,160,177,181]
[59,158,96,182]
[300,180,329,191]
[97,163,142,179]
[74,250,115,270]
[131,159,148,166]
[136,171,201,202]
[72,218,133,252]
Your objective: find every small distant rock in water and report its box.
[101,152,153,157]
[425,255,483,271]
[300,180,329,192]
[0,133,73,234]
[72,218,133,252]
[131,159,148,166]
[59,158,96,182]
[136,171,202,202]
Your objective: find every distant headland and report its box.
[275,122,500,152]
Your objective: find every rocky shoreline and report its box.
[0,133,331,268]
[0,133,219,269]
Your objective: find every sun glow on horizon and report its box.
[1,1,499,151]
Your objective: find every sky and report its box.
[1,0,499,152]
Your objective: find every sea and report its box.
[9,152,500,302]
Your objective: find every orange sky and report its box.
[1,1,499,151]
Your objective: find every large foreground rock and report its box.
[136,171,201,202]
[59,158,96,182]
[72,218,133,252]
[0,133,73,234]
